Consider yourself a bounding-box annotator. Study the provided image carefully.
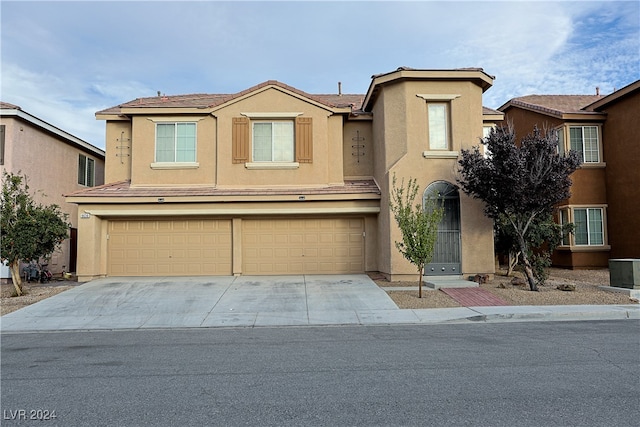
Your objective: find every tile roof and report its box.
[501,95,603,116]
[67,179,381,198]
[0,102,21,110]
[482,106,502,115]
[97,80,365,115]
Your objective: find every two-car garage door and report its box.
[107,218,364,276]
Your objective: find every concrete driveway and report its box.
[0,275,406,331]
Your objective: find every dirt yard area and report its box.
[376,268,638,309]
[1,279,77,316]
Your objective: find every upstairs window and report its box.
[232,115,312,166]
[78,154,95,187]
[427,103,449,150]
[155,122,196,162]
[555,127,565,156]
[482,126,493,158]
[569,126,600,163]
[252,121,294,162]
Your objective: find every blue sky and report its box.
[1,0,638,149]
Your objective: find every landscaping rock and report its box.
[511,277,527,287]
[474,274,489,284]
[556,283,576,291]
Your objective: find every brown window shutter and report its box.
[295,117,313,163]
[232,117,250,163]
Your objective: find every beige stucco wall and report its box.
[342,120,373,178]
[1,116,104,274]
[215,88,342,187]
[130,114,216,186]
[371,79,495,280]
[104,120,132,184]
[108,88,351,188]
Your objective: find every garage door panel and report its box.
[243,218,364,275]
[108,219,232,276]
[289,234,303,244]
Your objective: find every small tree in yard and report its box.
[389,174,444,298]
[457,125,581,291]
[1,172,70,296]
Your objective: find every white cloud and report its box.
[0,62,152,148]
[1,0,637,143]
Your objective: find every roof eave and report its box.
[1,108,105,158]
[499,101,564,119]
[363,68,495,111]
[585,80,640,111]
[560,112,607,121]
[483,113,504,121]
[208,83,339,114]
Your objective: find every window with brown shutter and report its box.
[295,117,313,163]
[232,117,250,163]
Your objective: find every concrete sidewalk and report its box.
[1,275,639,333]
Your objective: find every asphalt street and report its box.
[1,321,639,426]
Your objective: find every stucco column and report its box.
[232,218,242,276]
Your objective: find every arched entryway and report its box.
[424,181,461,275]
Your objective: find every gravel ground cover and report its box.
[377,268,638,309]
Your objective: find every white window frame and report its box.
[78,154,95,187]
[558,208,571,246]
[558,124,602,164]
[555,127,565,156]
[573,207,604,246]
[153,122,197,164]
[558,206,608,248]
[251,120,295,163]
[427,103,449,150]
[417,94,460,158]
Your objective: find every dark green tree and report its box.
[1,172,70,296]
[457,125,581,291]
[389,174,444,298]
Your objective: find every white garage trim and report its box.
[86,207,380,217]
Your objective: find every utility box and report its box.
[609,259,640,289]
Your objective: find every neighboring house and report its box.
[67,67,501,282]
[498,80,640,268]
[0,102,105,280]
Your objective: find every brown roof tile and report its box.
[97,81,365,115]
[503,95,603,116]
[0,102,21,110]
[482,106,502,115]
[67,179,381,198]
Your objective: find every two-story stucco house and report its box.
[0,102,105,280]
[498,80,640,268]
[67,67,501,282]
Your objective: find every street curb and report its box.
[459,305,640,324]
